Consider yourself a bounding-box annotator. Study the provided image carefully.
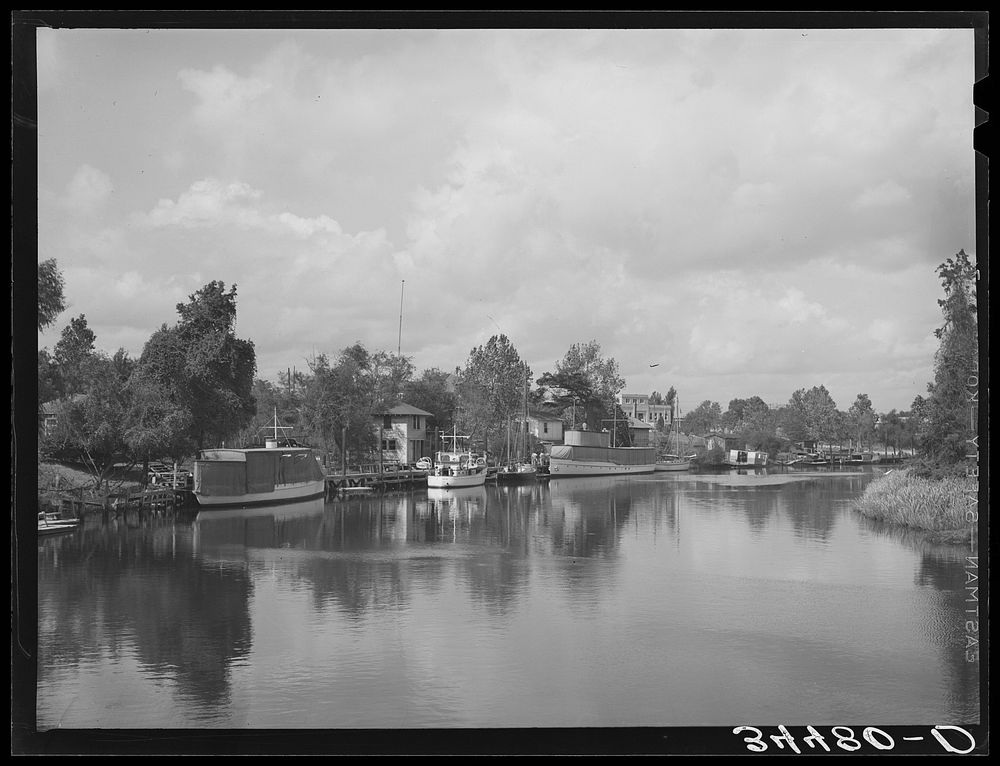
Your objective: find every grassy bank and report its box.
[854,468,977,544]
[37,461,145,510]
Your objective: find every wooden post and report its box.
[341,425,347,478]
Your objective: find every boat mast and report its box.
[522,371,529,462]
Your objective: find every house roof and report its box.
[521,408,565,423]
[376,402,434,417]
[40,394,87,414]
[628,417,653,429]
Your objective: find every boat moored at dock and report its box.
[427,431,488,489]
[724,449,769,468]
[547,430,656,476]
[37,511,80,536]
[192,412,326,508]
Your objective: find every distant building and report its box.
[619,393,672,426]
[704,433,735,452]
[372,402,434,465]
[39,395,87,436]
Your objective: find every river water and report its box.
[32,469,982,750]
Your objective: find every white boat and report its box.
[655,397,692,472]
[655,454,692,472]
[192,411,326,508]
[427,430,488,488]
[724,448,769,468]
[37,511,80,535]
[547,430,656,476]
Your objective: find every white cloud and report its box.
[853,180,912,209]
[66,165,113,213]
[32,27,976,413]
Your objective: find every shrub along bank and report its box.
[854,467,978,544]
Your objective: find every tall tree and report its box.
[37,258,66,331]
[174,281,257,448]
[403,367,456,433]
[53,314,96,397]
[125,324,196,465]
[786,386,840,448]
[847,393,877,450]
[722,396,772,435]
[921,249,979,466]
[683,400,722,435]
[457,334,530,454]
[536,340,624,431]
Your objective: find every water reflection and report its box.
[35,473,980,730]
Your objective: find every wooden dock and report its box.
[325,464,428,498]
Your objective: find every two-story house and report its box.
[619,392,672,427]
[373,403,434,465]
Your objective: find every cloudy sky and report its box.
[33,16,980,414]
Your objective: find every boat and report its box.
[496,461,537,482]
[427,429,489,488]
[799,453,831,466]
[38,511,80,535]
[191,411,326,509]
[773,452,802,466]
[655,454,692,472]
[655,397,692,472]
[844,452,881,465]
[497,376,538,482]
[724,448,769,468]
[547,429,656,476]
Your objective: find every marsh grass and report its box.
[855,468,976,542]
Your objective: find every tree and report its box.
[920,250,978,466]
[457,334,530,454]
[536,340,624,431]
[299,343,411,465]
[42,349,135,493]
[53,314,96,397]
[847,394,877,451]
[721,396,772,435]
[125,282,257,455]
[38,258,66,331]
[38,349,60,406]
[125,325,197,466]
[403,368,456,434]
[174,282,257,448]
[786,386,840,448]
[683,400,722,435]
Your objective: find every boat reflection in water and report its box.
[191,497,326,559]
[425,485,489,522]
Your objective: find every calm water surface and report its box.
[36,470,980,731]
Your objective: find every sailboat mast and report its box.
[522,372,529,461]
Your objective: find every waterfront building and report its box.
[372,402,434,465]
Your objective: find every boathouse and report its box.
[626,417,654,447]
[372,403,433,465]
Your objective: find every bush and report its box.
[855,468,975,532]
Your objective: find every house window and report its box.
[383,415,392,429]
[543,422,549,434]
[412,415,421,429]
[382,438,398,451]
